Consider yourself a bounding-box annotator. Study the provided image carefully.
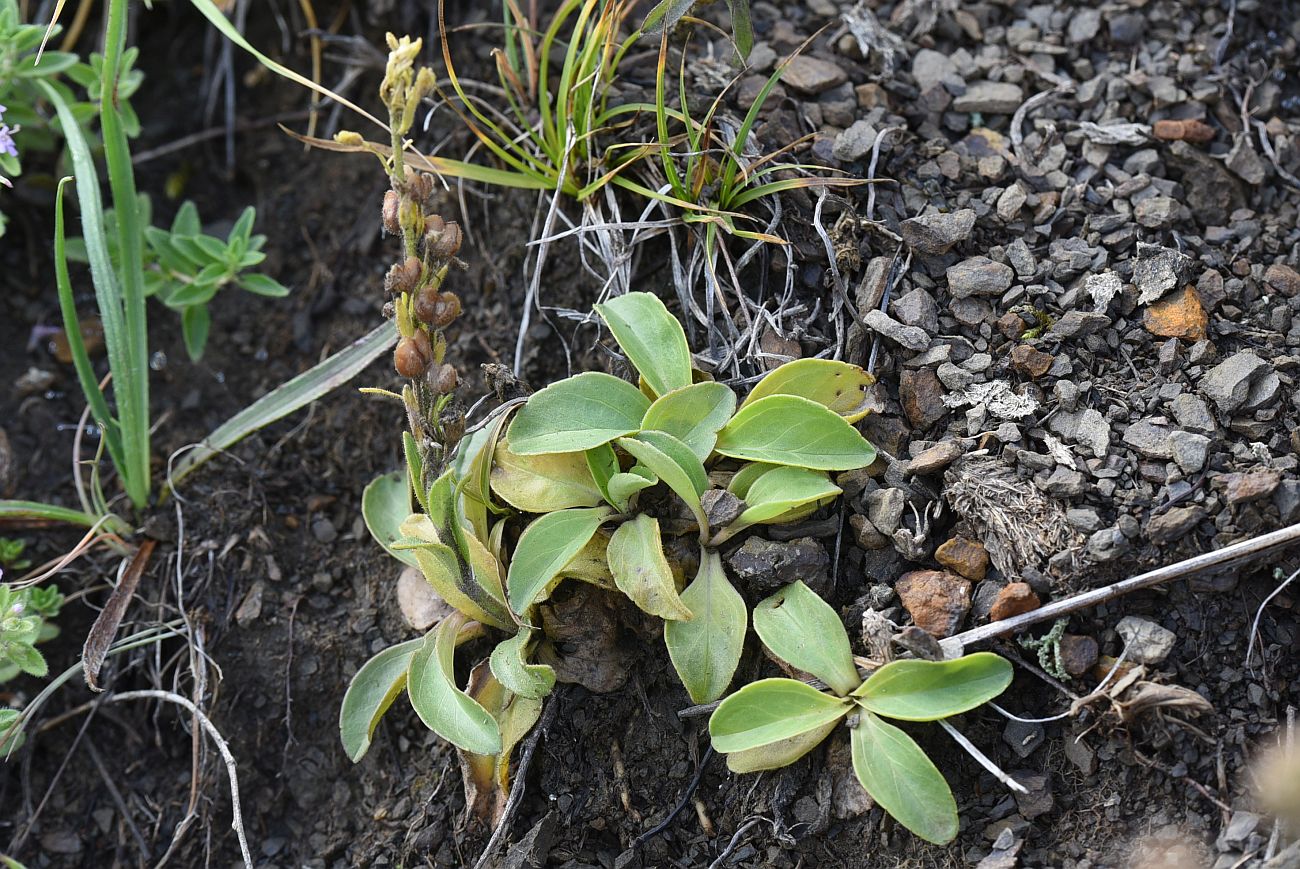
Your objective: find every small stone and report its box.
[1225,133,1268,185]
[952,81,1024,114]
[911,48,958,92]
[1086,527,1129,562]
[863,308,930,351]
[1003,719,1045,758]
[1123,418,1174,459]
[1049,311,1111,340]
[1133,243,1195,305]
[782,55,847,94]
[1108,12,1145,43]
[1066,507,1104,533]
[728,537,831,596]
[895,570,972,637]
[1221,469,1282,505]
[398,566,452,631]
[997,183,1028,221]
[1059,634,1099,676]
[832,120,877,161]
[311,517,338,543]
[935,536,989,580]
[1148,505,1205,544]
[850,514,890,550]
[1065,737,1096,775]
[1040,467,1086,497]
[900,209,975,255]
[890,289,941,334]
[1167,430,1210,473]
[989,583,1040,621]
[906,441,964,475]
[1009,344,1053,379]
[15,367,57,396]
[1200,351,1271,413]
[899,368,947,429]
[1068,7,1101,42]
[1264,263,1300,297]
[1012,771,1054,820]
[1170,394,1216,433]
[1218,812,1262,850]
[1143,285,1207,341]
[1116,615,1177,664]
[865,487,906,536]
[1134,196,1180,228]
[702,489,744,530]
[1152,118,1216,143]
[235,581,265,626]
[947,256,1014,298]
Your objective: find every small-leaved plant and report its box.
[0,583,63,683]
[709,581,1011,843]
[347,290,1012,841]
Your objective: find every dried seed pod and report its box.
[439,407,466,446]
[431,363,458,395]
[431,291,461,327]
[406,170,434,203]
[384,256,422,296]
[426,221,463,259]
[382,190,400,234]
[394,330,433,378]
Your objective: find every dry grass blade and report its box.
[83,539,156,691]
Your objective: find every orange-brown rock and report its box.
[935,536,990,580]
[1059,634,1099,677]
[1010,343,1053,379]
[989,582,1041,621]
[1152,118,1215,143]
[895,570,971,637]
[1143,285,1207,341]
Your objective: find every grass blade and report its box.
[165,322,398,493]
[0,500,106,529]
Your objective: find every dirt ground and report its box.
[3,0,1300,867]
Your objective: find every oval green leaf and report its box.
[408,615,502,756]
[340,638,422,762]
[727,462,779,500]
[724,718,839,774]
[607,467,657,512]
[718,466,841,543]
[362,470,417,567]
[754,582,860,696]
[664,551,747,704]
[715,395,878,471]
[709,678,851,754]
[850,711,958,844]
[489,629,556,699]
[585,442,619,507]
[490,439,603,512]
[641,381,737,460]
[617,431,709,534]
[506,506,612,612]
[742,358,876,422]
[852,652,1013,721]
[594,291,692,398]
[507,372,651,455]
[607,515,692,621]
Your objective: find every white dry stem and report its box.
[107,690,252,868]
[938,719,1027,794]
[1246,565,1300,675]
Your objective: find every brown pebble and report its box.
[1143,285,1207,341]
[1152,118,1215,143]
[989,582,1040,621]
[934,536,990,581]
[1010,343,1053,379]
[895,570,971,638]
[1059,634,1099,677]
[1264,263,1300,297]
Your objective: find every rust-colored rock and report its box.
[989,582,1041,621]
[1264,263,1300,297]
[1221,469,1283,504]
[895,570,971,637]
[996,311,1027,339]
[1143,285,1207,341]
[1152,118,1215,143]
[1010,343,1053,379]
[1059,634,1099,677]
[899,368,947,429]
[934,536,990,580]
[51,316,105,364]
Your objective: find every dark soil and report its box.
[4,1,1300,868]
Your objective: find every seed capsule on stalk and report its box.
[406,170,434,203]
[414,289,461,327]
[432,363,458,395]
[394,329,433,378]
[382,190,400,234]
[385,256,422,295]
[426,221,463,259]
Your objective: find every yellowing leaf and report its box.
[607,515,692,621]
[491,439,603,512]
[506,507,612,612]
[408,614,502,756]
[709,678,850,753]
[743,358,876,422]
[754,582,860,696]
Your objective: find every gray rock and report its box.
[865,487,906,536]
[1133,243,1195,305]
[1275,480,1300,524]
[863,309,930,351]
[891,289,940,333]
[781,55,847,94]
[1116,615,1176,664]
[1122,418,1174,460]
[1048,311,1110,339]
[1226,133,1268,185]
[1012,771,1054,820]
[1148,505,1205,544]
[953,81,1024,114]
[1167,430,1210,473]
[1006,238,1036,278]
[1242,368,1281,410]
[911,48,958,93]
[947,256,1014,298]
[1040,467,1086,497]
[1218,811,1262,851]
[1200,350,1271,413]
[727,537,830,596]
[1068,7,1102,43]
[997,184,1028,221]
[900,209,975,254]
[1066,507,1104,533]
[1003,719,1045,758]
[1109,12,1145,43]
[1134,196,1180,228]
[1087,527,1130,562]
[905,440,963,475]
[1170,394,1216,433]
[832,120,877,161]
[937,362,975,390]
[1049,408,1110,458]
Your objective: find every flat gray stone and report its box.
[901,209,976,254]
[864,309,930,351]
[1201,350,1271,413]
[1116,615,1176,664]
[1167,430,1210,473]
[782,55,847,94]
[1122,418,1174,460]
[947,256,1014,298]
[953,81,1024,114]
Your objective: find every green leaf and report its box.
[339,638,422,762]
[489,629,556,700]
[724,717,839,773]
[664,551,746,704]
[507,372,650,455]
[754,582,860,696]
[607,515,692,621]
[594,293,692,398]
[742,358,876,423]
[728,0,754,58]
[403,518,511,631]
[229,206,256,245]
[506,507,612,612]
[172,201,202,235]
[8,643,49,678]
[852,653,1013,721]
[490,439,603,512]
[719,466,841,541]
[181,304,211,361]
[617,431,709,535]
[850,711,958,845]
[709,678,850,753]
[585,442,619,507]
[408,614,502,755]
[606,468,657,512]
[238,273,291,297]
[715,395,877,471]
[726,462,777,500]
[363,471,418,567]
[641,381,737,460]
